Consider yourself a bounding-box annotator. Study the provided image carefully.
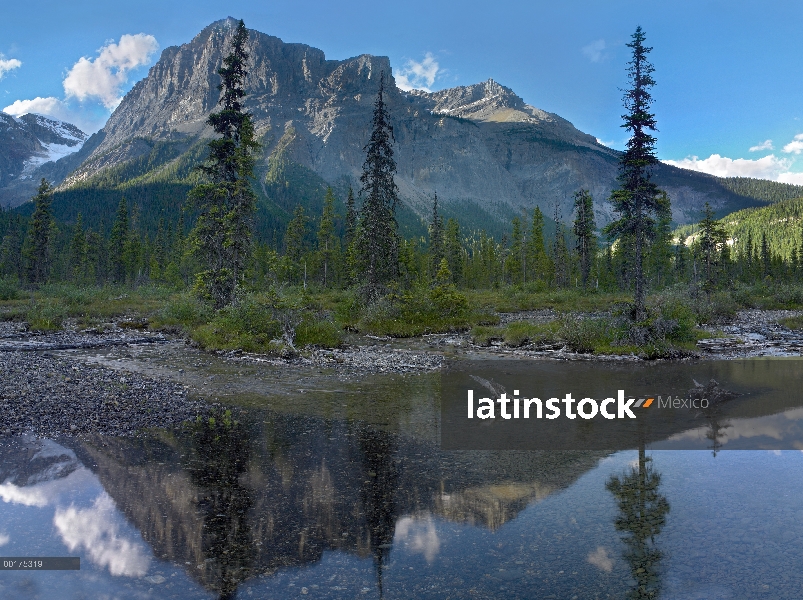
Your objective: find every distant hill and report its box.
[714,176,803,206]
[3,18,781,240]
[676,194,803,260]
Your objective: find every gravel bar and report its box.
[0,351,216,439]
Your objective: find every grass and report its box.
[6,278,803,357]
[470,294,705,358]
[465,286,632,313]
[778,315,803,330]
[353,283,498,337]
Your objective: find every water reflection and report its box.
[185,412,254,598]
[66,410,608,598]
[607,445,670,599]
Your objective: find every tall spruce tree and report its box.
[109,197,129,283]
[317,188,337,287]
[23,178,55,285]
[344,186,357,283]
[443,218,464,285]
[525,206,551,283]
[187,19,260,308]
[356,70,399,301]
[648,191,673,287]
[69,214,87,282]
[604,26,665,321]
[428,192,444,280]
[573,189,597,287]
[698,202,727,295]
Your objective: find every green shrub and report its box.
[470,325,503,346]
[357,283,474,337]
[470,320,561,347]
[27,303,65,331]
[779,315,803,330]
[294,316,343,348]
[159,294,213,328]
[559,316,613,353]
[771,285,803,309]
[0,277,20,301]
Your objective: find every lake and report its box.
[2,352,803,599]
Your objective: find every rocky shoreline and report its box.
[0,324,217,439]
[2,309,803,439]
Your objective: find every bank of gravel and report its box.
[0,351,217,439]
[229,344,445,374]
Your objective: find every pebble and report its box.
[0,342,216,438]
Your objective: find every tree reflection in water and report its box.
[354,423,399,599]
[186,410,255,599]
[606,445,670,599]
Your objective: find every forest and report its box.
[2,23,803,358]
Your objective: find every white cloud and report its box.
[396,52,440,92]
[783,133,803,155]
[662,153,794,179]
[0,56,22,79]
[54,493,151,577]
[587,546,614,572]
[2,97,105,133]
[395,515,441,562]
[582,39,607,62]
[63,33,158,109]
[749,139,773,152]
[0,533,9,547]
[4,97,69,119]
[778,171,803,185]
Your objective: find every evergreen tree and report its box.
[698,202,727,294]
[284,205,309,284]
[675,235,687,278]
[187,19,260,308]
[23,178,55,285]
[603,27,665,320]
[356,71,399,301]
[85,230,103,283]
[761,232,771,278]
[69,214,87,282]
[648,191,673,287]
[506,216,525,284]
[109,197,129,283]
[0,214,24,280]
[344,186,357,284]
[443,218,464,285]
[317,187,337,286]
[525,206,551,283]
[552,204,569,287]
[428,192,444,279]
[573,189,597,288]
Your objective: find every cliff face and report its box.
[5,18,760,226]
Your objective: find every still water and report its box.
[2,355,803,599]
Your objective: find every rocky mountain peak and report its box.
[0,112,87,202]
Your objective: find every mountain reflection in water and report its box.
[65,410,607,598]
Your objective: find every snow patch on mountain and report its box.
[21,141,84,178]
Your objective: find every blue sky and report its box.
[1,0,801,182]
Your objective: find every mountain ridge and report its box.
[0,18,776,233]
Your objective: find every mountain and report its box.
[1,18,775,235]
[0,113,89,206]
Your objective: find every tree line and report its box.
[4,24,802,318]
